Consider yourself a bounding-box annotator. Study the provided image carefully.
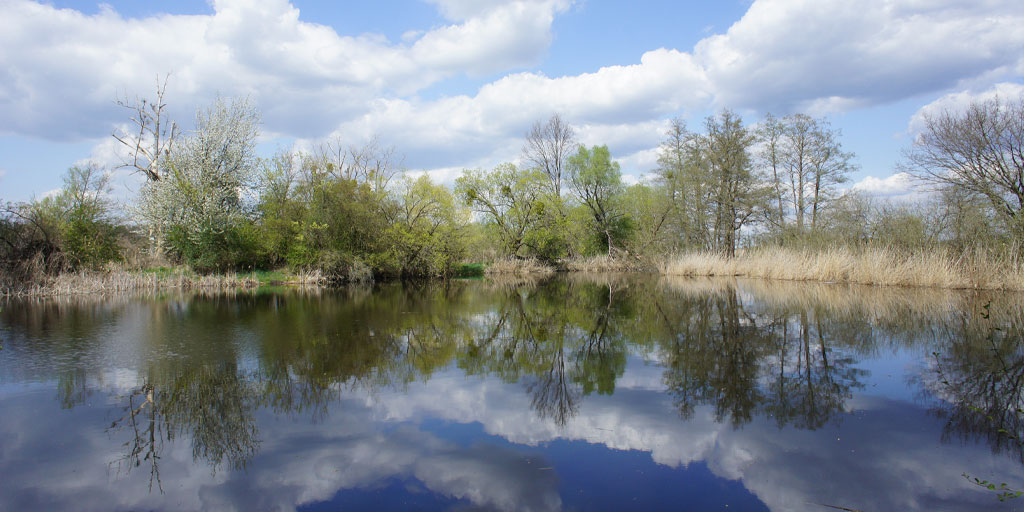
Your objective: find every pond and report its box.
[1,275,1023,511]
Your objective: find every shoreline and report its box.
[5,246,1024,297]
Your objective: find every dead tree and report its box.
[112,74,179,182]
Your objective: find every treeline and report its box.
[2,84,1023,286]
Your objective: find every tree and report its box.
[757,113,787,232]
[456,163,564,260]
[311,135,402,195]
[620,183,673,255]
[112,74,179,182]
[57,163,122,269]
[900,97,1024,237]
[699,110,764,256]
[522,114,577,198]
[757,114,856,239]
[0,164,120,276]
[654,117,713,250]
[381,174,467,276]
[568,145,629,254]
[137,97,261,271]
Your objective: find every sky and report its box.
[0,0,1022,203]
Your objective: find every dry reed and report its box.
[658,246,1024,291]
[484,258,555,275]
[2,266,262,297]
[564,254,651,272]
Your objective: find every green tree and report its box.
[654,117,712,250]
[380,174,467,276]
[568,145,629,254]
[57,163,122,269]
[456,163,566,261]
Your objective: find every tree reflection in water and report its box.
[107,363,261,492]
[8,275,1013,495]
[926,303,1024,462]
[656,283,865,430]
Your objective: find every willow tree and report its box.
[568,145,628,254]
[456,163,565,260]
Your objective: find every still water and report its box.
[1,275,1023,511]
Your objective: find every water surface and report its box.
[1,275,1023,511]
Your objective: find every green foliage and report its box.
[455,262,484,277]
[567,145,630,254]
[377,175,467,277]
[58,165,122,269]
[456,163,569,262]
[166,221,263,272]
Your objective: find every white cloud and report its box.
[311,49,707,170]
[0,0,569,141]
[694,0,1024,114]
[851,172,914,198]
[908,81,1024,135]
[5,0,1024,194]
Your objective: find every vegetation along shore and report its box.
[3,79,1023,295]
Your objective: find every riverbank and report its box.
[6,246,1024,296]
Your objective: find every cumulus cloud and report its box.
[694,0,1024,113]
[3,0,1024,193]
[907,81,1024,135]
[0,0,569,141]
[309,0,1023,176]
[851,172,915,199]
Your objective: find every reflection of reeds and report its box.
[483,273,550,290]
[659,247,1024,291]
[484,258,555,275]
[659,274,1024,325]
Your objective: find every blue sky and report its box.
[1,0,1022,203]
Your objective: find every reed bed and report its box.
[484,258,555,275]
[564,254,651,272]
[658,246,1024,291]
[2,267,262,297]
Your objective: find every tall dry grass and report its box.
[658,246,1024,290]
[565,254,651,272]
[2,265,261,297]
[484,258,555,275]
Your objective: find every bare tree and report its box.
[522,113,578,197]
[900,97,1024,234]
[757,113,787,231]
[312,135,403,194]
[758,114,855,235]
[112,74,179,182]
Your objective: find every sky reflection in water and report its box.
[0,275,1022,511]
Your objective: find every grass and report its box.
[454,262,485,278]
[659,246,1024,291]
